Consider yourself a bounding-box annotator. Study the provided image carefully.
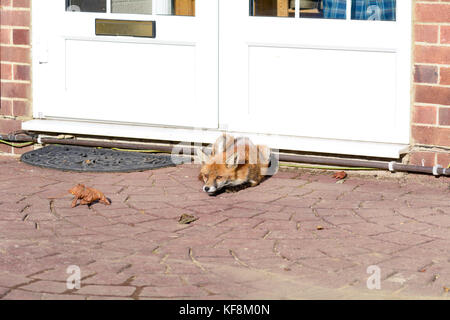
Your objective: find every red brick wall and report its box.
[0,0,32,154]
[411,0,450,167]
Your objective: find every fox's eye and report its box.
[216,176,223,179]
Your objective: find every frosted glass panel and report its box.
[110,0,195,16]
[111,0,154,15]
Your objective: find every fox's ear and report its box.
[212,133,232,155]
[257,145,271,165]
[196,147,209,164]
[225,152,239,169]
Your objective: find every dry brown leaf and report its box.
[178,214,198,224]
[69,184,110,207]
[333,171,347,180]
[316,225,324,230]
[444,286,449,293]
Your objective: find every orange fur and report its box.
[197,134,274,194]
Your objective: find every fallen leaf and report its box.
[69,184,110,207]
[419,268,427,273]
[316,226,324,230]
[333,171,347,180]
[444,286,449,293]
[178,214,198,225]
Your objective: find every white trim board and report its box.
[22,119,408,159]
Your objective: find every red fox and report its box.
[197,134,277,194]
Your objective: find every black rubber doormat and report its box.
[20,145,179,172]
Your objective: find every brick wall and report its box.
[0,0,32,155]
[411,0,450,167]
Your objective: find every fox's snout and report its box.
[202,185,217,194]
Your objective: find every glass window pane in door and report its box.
[66,0,106,12]
[174,0,195,16]
[250,0,294,17]
[351,0,396,21]
[300,0,323,18]
[111,0,153,15]
[111,0,195,16]
[321,0,346,19]
[299,0,346,19]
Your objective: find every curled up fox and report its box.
[197,134,278,195]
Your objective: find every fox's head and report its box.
[196,148,239,195]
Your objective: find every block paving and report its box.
[0,155,449,299]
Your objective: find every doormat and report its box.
[20,145,180,172]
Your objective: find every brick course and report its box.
[411,0,450,167]
[0,0,32,155]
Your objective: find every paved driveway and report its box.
[0,155,449,299]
